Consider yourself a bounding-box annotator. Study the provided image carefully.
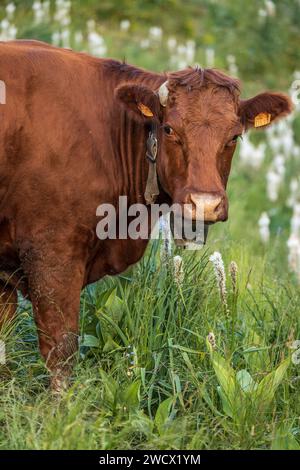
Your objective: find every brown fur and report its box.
[0,40,292,389]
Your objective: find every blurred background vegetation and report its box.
[1,0,300,451]
[1,0,300,92]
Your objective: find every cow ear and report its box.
[115,84,162,122]
[239,92,293,130]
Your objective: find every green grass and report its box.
[1,234,300,450]
[1,0,300,451]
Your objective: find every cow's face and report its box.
[116,68,292,226]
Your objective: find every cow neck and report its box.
[116,110,150,207]
[117,89,164,208]
[104,61,165,207]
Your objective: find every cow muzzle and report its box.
[169,191,228,249]
[186,192,228,223]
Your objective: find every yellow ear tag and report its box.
[138,103,153,117]
[254,112,271,128]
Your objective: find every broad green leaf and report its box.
[200,384,224,417]
[104,288,124,316]
[255,357,290,406]
[217,386,234,418]
[96,287,116,309]
[81,334,100,348]
[154,397,174,435]
[243,328,271,372]
[207,339,238,409]
[95,288,125,343]
[99,369,118,408]
[236,369,258,393]
[121,381,141,411]
[97,310,129,346]
[103,335,121,352]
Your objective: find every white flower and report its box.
[32,1,42,12]
[273,154,285,177]
[52,31,61,46]
[0,19,17,40]
[177,44,186,56]
[54,0,71,25]
[149,26,162,41]
[209,251,228,312]
[287,233,300,279]
[173,255,184,287]
[74,31,83,45]
[1,19,10,30]
[207,332,216,349]
[88,32,107,57]
[227,54,238,75]
[258,212,270,243]
[229,261,238,293]
[87,19,96,32]
[140,39,150,49]
[120,19,130,32]
[239,135,265,169]
[61,29,70,48]
[287,179,299,207]
[282,132,294,155]
[268,135,281,153]
[266,170,281,202]
[7,25,17,39]
[291,203,300,233]
[205,47,215,68]
[160,214,172,263]
[290,179,298,193]
[186,40,195,63]
[89,32,104,46]
[293,146,300,158]
[287,198,300,282]
[265,0,276,16]
[33,1,43,23]
[258,8,267,18]
[33,0,50,23]
[6,3,16,18]
[170,40,198,69]
[61,16,71,26]
[167,37,177,51]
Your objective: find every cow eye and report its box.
[164,125,173,135]
[228,134,241,145]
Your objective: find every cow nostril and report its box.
[213,198,222,212]
[208,198,222,218]
[190,193,225,222]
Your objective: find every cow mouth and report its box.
[170,215,211,249]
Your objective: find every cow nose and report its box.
[190,193,226,222]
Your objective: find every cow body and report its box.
[0,40,292,390]
[0,41,167,388]
[0,41,164,290]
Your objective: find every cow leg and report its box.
[35,292,81,393]
[0,281,17,330]
[19,235,88,393]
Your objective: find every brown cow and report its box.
[0,40,292,391]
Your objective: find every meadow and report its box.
[1,0,300,450]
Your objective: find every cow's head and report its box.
[116,68,292,239]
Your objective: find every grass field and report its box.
[1,217,300,449]
[1,0,300,451]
